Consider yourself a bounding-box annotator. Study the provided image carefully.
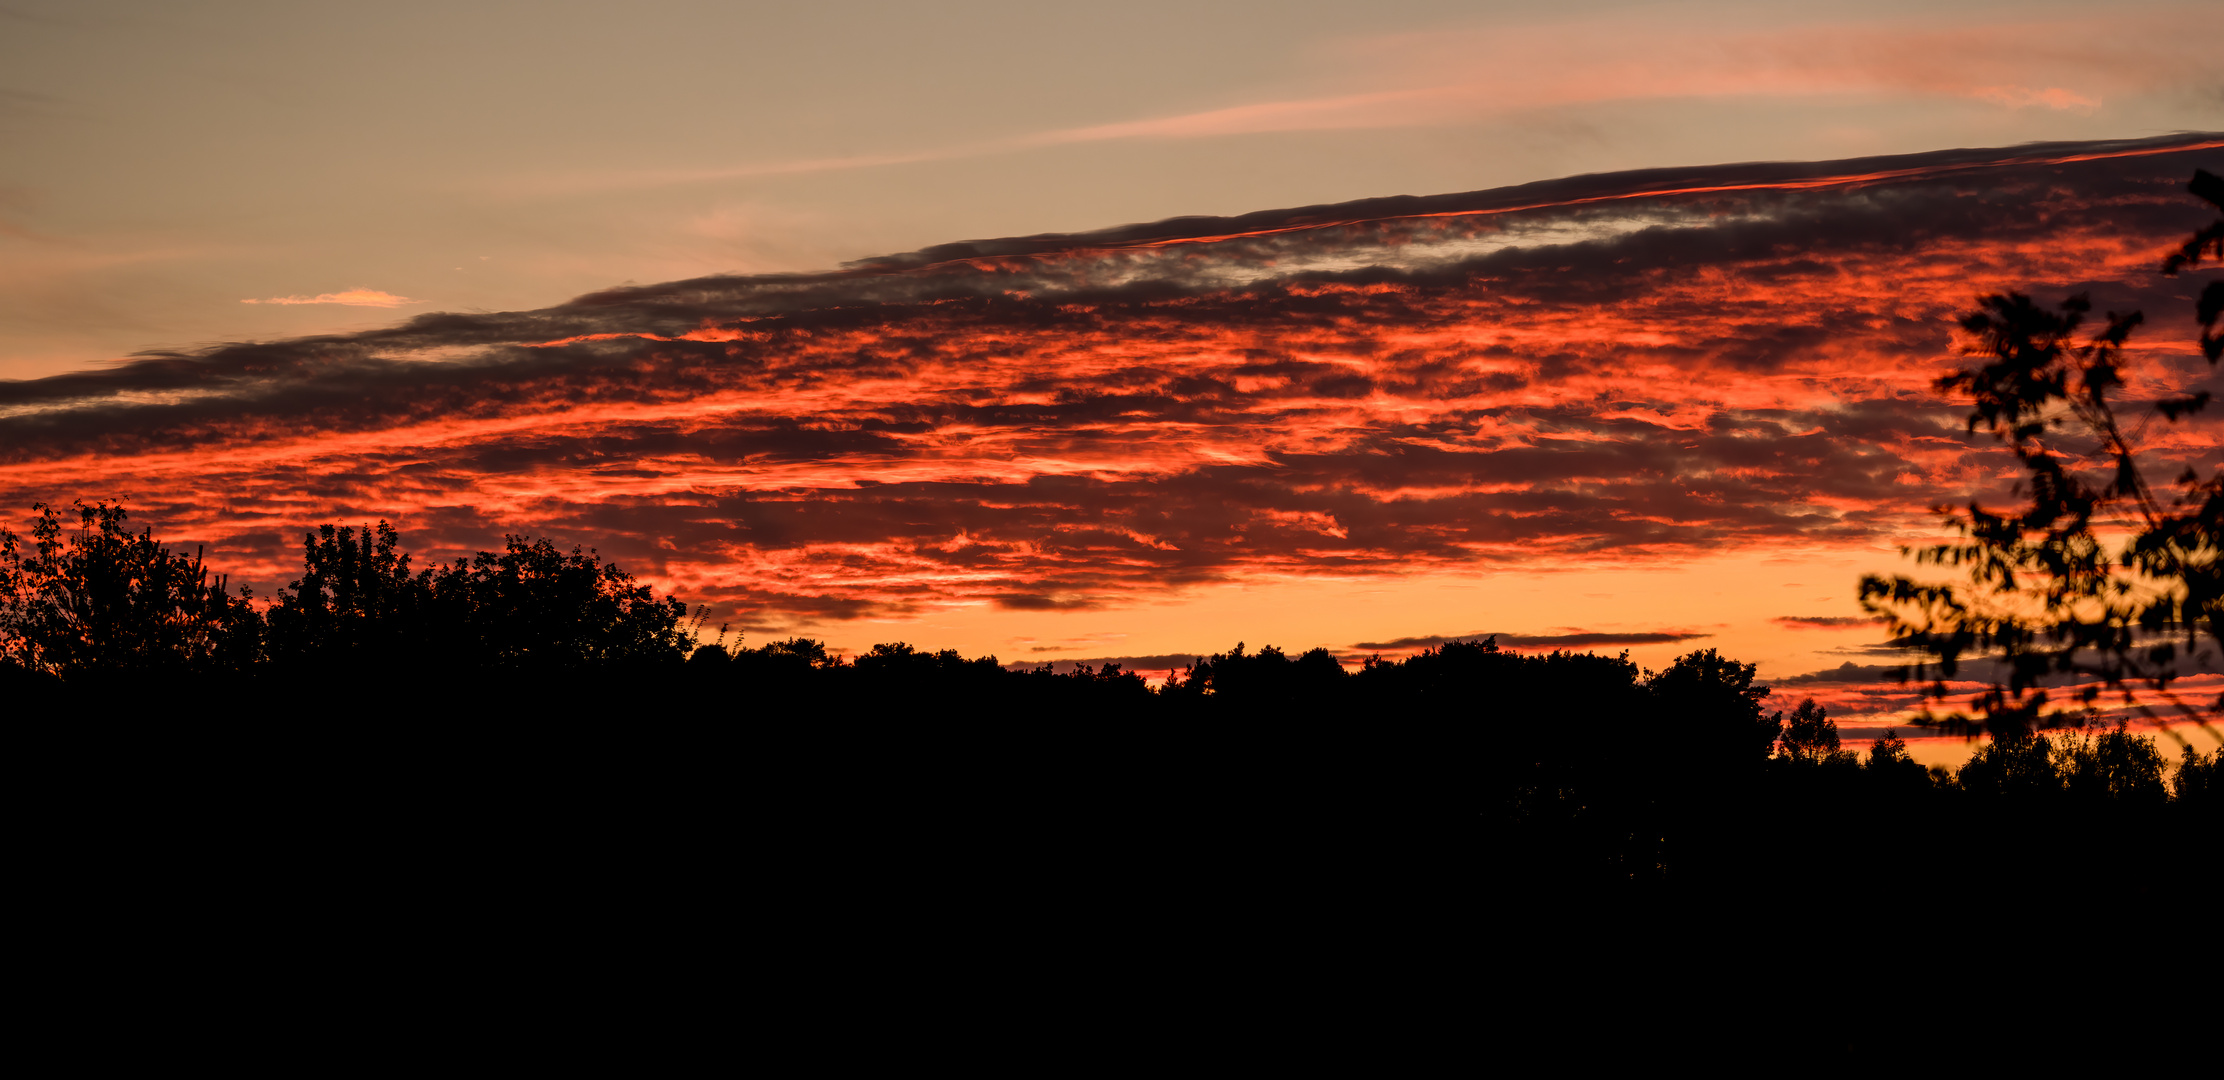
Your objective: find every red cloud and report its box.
[2,135,2217,631]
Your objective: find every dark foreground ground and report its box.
[13,645,2215,1066]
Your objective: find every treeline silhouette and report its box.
[0,503,689,695]
[4,501,2216,907]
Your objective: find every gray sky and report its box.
[3,0,2218,379]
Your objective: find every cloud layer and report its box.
[2,134,2219,644]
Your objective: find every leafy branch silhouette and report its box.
[1861,169,2224,745]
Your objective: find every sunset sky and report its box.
[3,1,2221,755]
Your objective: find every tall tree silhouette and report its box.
[1862,170,2224,741]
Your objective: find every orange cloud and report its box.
[241,288,419,307]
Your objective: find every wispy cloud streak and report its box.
[515,9,2216,193]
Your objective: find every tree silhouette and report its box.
[1776,698,1842,765]
[266,522,432,667]
[1956,730,2062,802]
[1160,641,1348,717]
[1648,648,1782,765]
[2173,746,2221,810]
[1861,729,1933,792]
[2054,726,2169,810]
[0,501,259,679]
[1862,170,2224,743]
[9,494,2209,904]
[427,535,691,671]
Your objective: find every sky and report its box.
[3,1,2222,755]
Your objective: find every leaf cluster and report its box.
[1861,170,2224,744]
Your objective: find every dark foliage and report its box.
[426,535,691,672]
[3,511,694,709]
[0,501,259,681]
[5,504,2213,910]
[265,522,431,668]
[1864,171,2224,748]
